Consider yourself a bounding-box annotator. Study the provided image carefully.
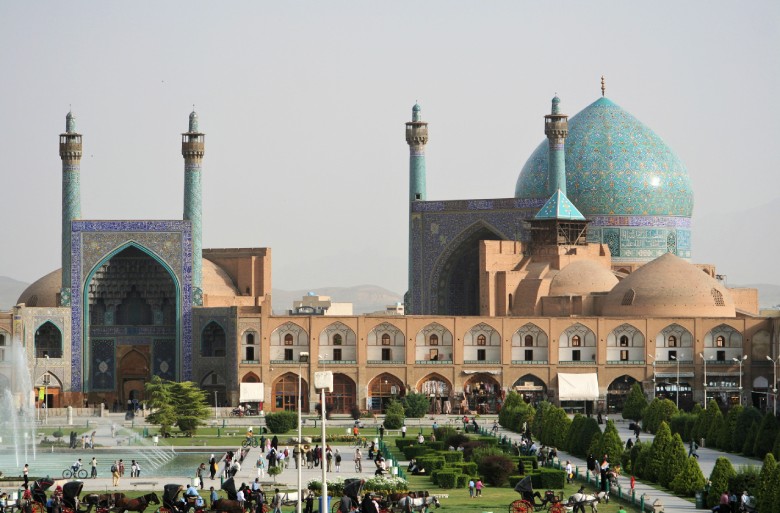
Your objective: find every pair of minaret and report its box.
[58,111,205,305]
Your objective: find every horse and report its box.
[115,493,160,513]
[211,499,256,513]
[565,491,607,513]
[393,495,440,513]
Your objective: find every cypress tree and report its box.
[743,422,759,457]
[733,406,762,454]
[622,383,648,421]
[634,443,652,480]
[565,415,584,453]
[707,457,736,508]
[661,433,688,488]
[773,429,780,460]
[770,465,780,513]
[669,455,706,496]
[753,412,779,458]
[577,417,601,457]
[756,453,777,513]
[717,404,743,452]
[600,420,626,467]
[707,409,725,447]
[646,421,672,483]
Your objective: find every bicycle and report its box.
[62,467,88,479]
[242,436,260,449]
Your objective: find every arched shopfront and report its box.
[463,373,501,413]
[367,373,405,412]
[325,374,357,414]
[418,373,452,414]
[512,374,547,404]
[607,375,638,413]
[272,372,309,412]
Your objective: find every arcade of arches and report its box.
[368,374,405,412]
[272,373,309,412]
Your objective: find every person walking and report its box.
[326,446,333,472]
[293,444,300,469]
[475,479,483,497]
[468,479,475,498]
[133,461,141,478]
[689,439,699,459]
[335,449,342,472]
[379,425,385,440]
[111,461,120,486]
[565,461,573,484]
[271,488,283,513]
[197,463,206,489]
[256,454,265,479]
[23,464,29,486]
[401,425,406,438]
[209,487,218,509]
[90,457,98,478]
[209,454,217,480]
[118,459,125,477]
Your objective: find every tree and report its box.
[541,406,571,448]
[145,376,211,436]
[756,453,777,513]
[596,421,624,468]
[669,456,706,496]
[576,417,601,458]
[401,392,430,418]
[753,412,779,458]
[642,398,678,434]
[707,409,725,449]
[733,406,762,454]
[565,415,585,453]
[645,421,672,483]
[622,383,648,421]
[532,401,554,438]
[708,457,736,508]
[661,433,688,488]
[717,405,743,452]
[384,399,406,429]
[742,423,759,457]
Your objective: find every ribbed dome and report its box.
[601,252,735,317]
[515,97,693,218]
[17,259,239,306]
[549,260,619,297]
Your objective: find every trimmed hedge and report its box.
[531,468,566,489]
[436,471,459,489]
[508,475,524,488]
[403,446,432,460]
[455,474,469,488]
[440,451,464,463]
[476,436,499,446]
[429,441,446,451]
[451,462,478,475]
[418,456,446,471]
[396,439,417,450]
[518,456,538,473]
[264,411,297,433]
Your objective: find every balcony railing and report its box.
[607,360,646,365]
[415,360,453,365]
[318,360,356,365]
[656,360,694,365]
[463,360,501,364]
[269,360,298,365]
[558,360,597,366]
[709,360,736,365]
[367,360,405,365]
[511,360,548,365]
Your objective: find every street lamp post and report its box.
[314,371,333,513]
[699,353,712,409]
[647,354,656,401]
[732,355,747,405]
[297,352,309,513]
[766,356,778,416]
[44,354,49,422]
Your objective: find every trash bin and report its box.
[318,496,330,513]
[695,491,704,509]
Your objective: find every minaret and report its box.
[182,109,205,304]
[544,95,568,195]
[405,103,428,313]
[405,103,428,202]
[59,111,82,305]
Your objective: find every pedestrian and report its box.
[326,446,333,472]
[90,431,96,449]
[209,487,218,509]
[23,464,29,486]
[475,479,483,497]
[90,457,98,478]
[81,435,86,449]
[379,425,385,440]
[417,433,424,444]
[306,448,313,469]
[293,444,300,469]
[134,461,141,478]
[313,445,321,468]
[257,454,265,478]
[401,425,406,438]
[118,459,125,477]
[689,439,699,459]
[271,488,283,513]
[110,460,120,486]
[209,454,217,480]
[468,479,475,498]
[304,491,314,513]
[630,475,636,494]
[335,449,342,472]
[565,461,573,484]
[197,463,206,489]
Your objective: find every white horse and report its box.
[565,491,608,513]
[393,495,440,513]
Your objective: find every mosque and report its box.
[1,81,778,416]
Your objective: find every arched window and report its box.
[477,335,487,346]
[620,335,629,347]
[381,334,391,346]
[246,333,255,345]
[524,335,534,347]
[716,335,725,348]
[429,334,439,346]
[35,322,63,358]
[201,322,226,357]
[668,335,677,347]
[0,332,6,361]
[571,335,581,347]
[333,334,343,346]
[284,334,294,346]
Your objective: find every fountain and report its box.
[0,338,37,468]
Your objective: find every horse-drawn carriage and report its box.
[61,482,85,513]
[510,477,565,513]
[212,478,267,513]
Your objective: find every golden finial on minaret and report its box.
[601,76,606,97]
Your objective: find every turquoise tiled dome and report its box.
[515,97,694,217]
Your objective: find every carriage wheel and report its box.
[549,503,565,513]
[509,499,532,513]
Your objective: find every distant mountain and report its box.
[0,276,29,311]
[272,285,403,315]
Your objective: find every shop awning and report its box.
[462,370,501,375]
[558,373,599,400]
[239,382,265,403]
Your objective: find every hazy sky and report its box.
[1,1,778,293]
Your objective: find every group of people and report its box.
[715,490,752,513]
[467,478,484,498]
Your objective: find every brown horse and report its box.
[211,499,268,513]
[116,493,160,513]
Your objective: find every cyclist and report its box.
[491,420,499,434]
[72,458,83,474]
[246,427,255,446]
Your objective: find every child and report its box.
[209,487,218,508]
